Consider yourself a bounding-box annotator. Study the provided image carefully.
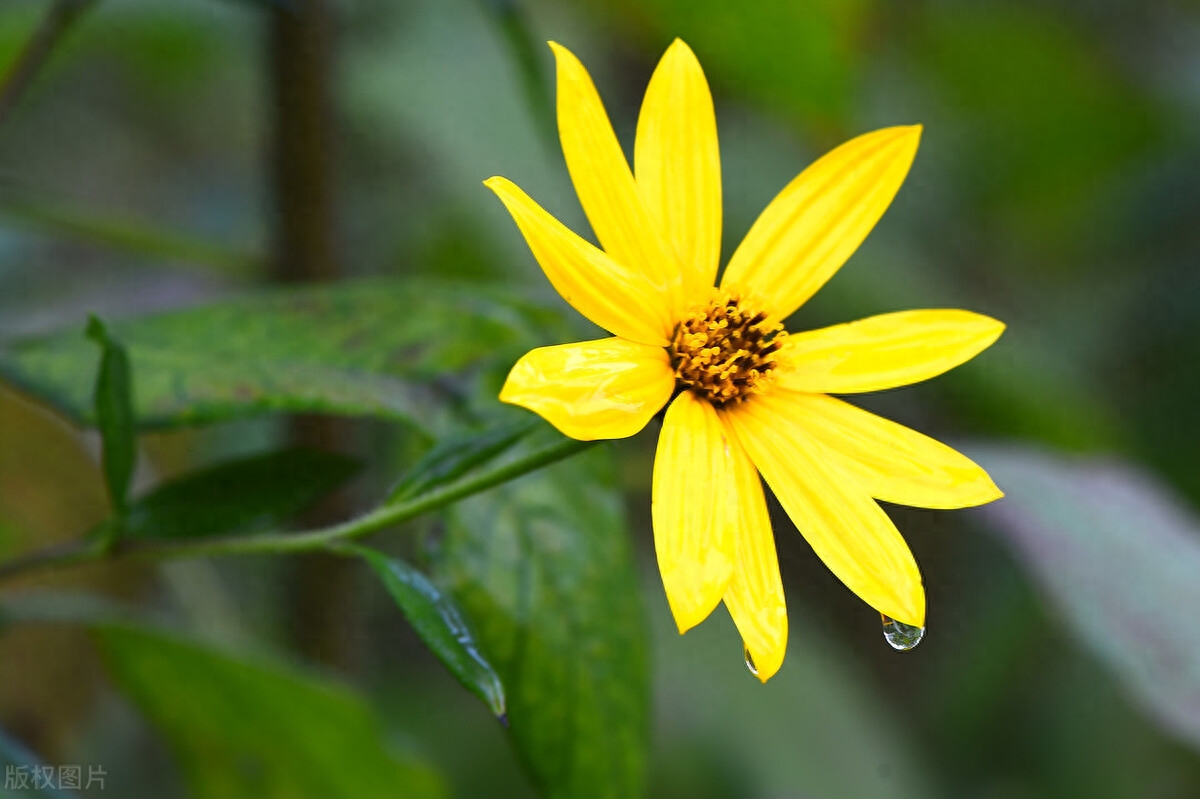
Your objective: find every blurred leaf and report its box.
[122,448,359,540]
[913,1,1164,251]
[434,446,649,799]
[387,416,539,504]
[354,546,506,719]
[647,592,937,798]
[85,315,136,516]
[94,624,447,799]
[0,192,260,274]
[974,445,1200,752]
[0,278,560,430]
[0,724,71,798]
[219,0,295,8]
[589,0,870,132]
[936,338,1123,453]
[474,0,554,144]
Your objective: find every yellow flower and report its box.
[485,39,1004,682]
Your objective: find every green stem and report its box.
[0,435,595,586]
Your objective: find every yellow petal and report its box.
[780,392,1003,509]
[722,392,925,626]
[778,310,1004,393]
[550,42,683,317]
[719,419,787,682]
[635,38,721,306]
[485,177,673,346]
[500,338,674,440]
[652,391,736,632]
[722,126,922,320]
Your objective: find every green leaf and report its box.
[387,416,539,504]
[973,445,1200,752]
[122,448,360,540]
[94,624,447,799]
[434,446,649,799]
[353,546,506,719]
[0,278,560,430]
[85,314,137,516]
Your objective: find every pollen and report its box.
[669,289,786,405]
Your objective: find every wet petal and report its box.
[719,418,787,682]
[551,42,683,317]
[722,392,925,626]
[722,126,921,320]
[635,38,721,305]
[485,177,673,346]
[778,310,1004,393]
[652,391,736,632]
[500,338,674,440]
[781,392,1003,509]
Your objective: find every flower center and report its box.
[669,289,786,406]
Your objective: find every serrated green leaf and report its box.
[122,448,359,540]
[973,445,1200,753]
[94,624,447,799]
[434,447,649,799]
[85,314,137,516]
[387,416,539,504]
[0,278,560,430]
[353,546,506,719]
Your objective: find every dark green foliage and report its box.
[387,416,540,504]
[122,448,360,540]
[355,546,507,719]
[85,314,137,517]
[435,447,650,799]
[1,279,561,430]
[94,625,448,799]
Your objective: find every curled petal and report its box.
[722,392,925,626]
[500,338,674,441]
[722,126,921,320]
[652,391,736,632]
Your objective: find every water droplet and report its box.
[743,645,758,676]
[881,614,925,651]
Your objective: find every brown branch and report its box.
[266,0,356,669]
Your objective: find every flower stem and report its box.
[0,435,596,585]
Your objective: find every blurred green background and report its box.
[1,0,1199,797]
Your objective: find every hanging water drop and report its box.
[881,614,925,651]
[743,645,758,676]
